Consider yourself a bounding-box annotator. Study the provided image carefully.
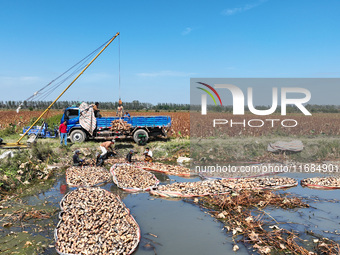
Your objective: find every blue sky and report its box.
[0,0,339,104]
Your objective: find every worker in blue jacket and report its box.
[124,111,131,118]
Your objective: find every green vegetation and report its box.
[0,125,17,138]
[0,137,190,195]
[191,137,340,163]
[148,138,190,159]
[29,113,63,128]
[0,143,58,194]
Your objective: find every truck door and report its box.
[64,109,80,124]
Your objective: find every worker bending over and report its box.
[126,149,134,163]
[73,150,85,166]
[96,139,116,166]
[100,139,115,158]
[143,147,153,162]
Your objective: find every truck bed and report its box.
[96,116,171,129]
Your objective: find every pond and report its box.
[0,170,339,254]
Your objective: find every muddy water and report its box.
[0,172,249,255]
[1,171,339,254]
[271,172,340,243]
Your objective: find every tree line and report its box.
[0,101,339,113]
[0,100,190,111]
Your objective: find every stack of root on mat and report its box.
[142,162,190,176]
[301,176,340,188]
[111,119,131,131]
[113,164,159,190]
[55,187,139,255]
[153,177,297,197]
[66,166,111,187]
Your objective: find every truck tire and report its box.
[133,129,149,145]
[70,129,86,143]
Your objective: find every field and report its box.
[0,110,62,129]
[1,110,339,139]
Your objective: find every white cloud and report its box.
[222,0,267,16]
[0,76,44,101]
[182,27,193,35]
[0,76,42,87]
[137,70,196,77]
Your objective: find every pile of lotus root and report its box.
[111,119,131,131]
[66,166,111,187]
[152,177,297,197]
[55,187,140,255]
[301,176,340,189]
[112,164,159,190]
[141,162,190,176]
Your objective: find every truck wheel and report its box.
[70,129,86,143]
[133,129,149,145]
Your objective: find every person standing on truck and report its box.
[91,102,102,118]
[126,149,134,163]
[143,147,153,162]
[59,120,67,146]
[117,101,124,118]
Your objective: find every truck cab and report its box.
[61,107,81,131]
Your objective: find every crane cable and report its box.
[118,33,121,100]
[16,37,112,112]
[35,41,107,99]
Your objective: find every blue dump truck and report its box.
[61,107,171,144]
